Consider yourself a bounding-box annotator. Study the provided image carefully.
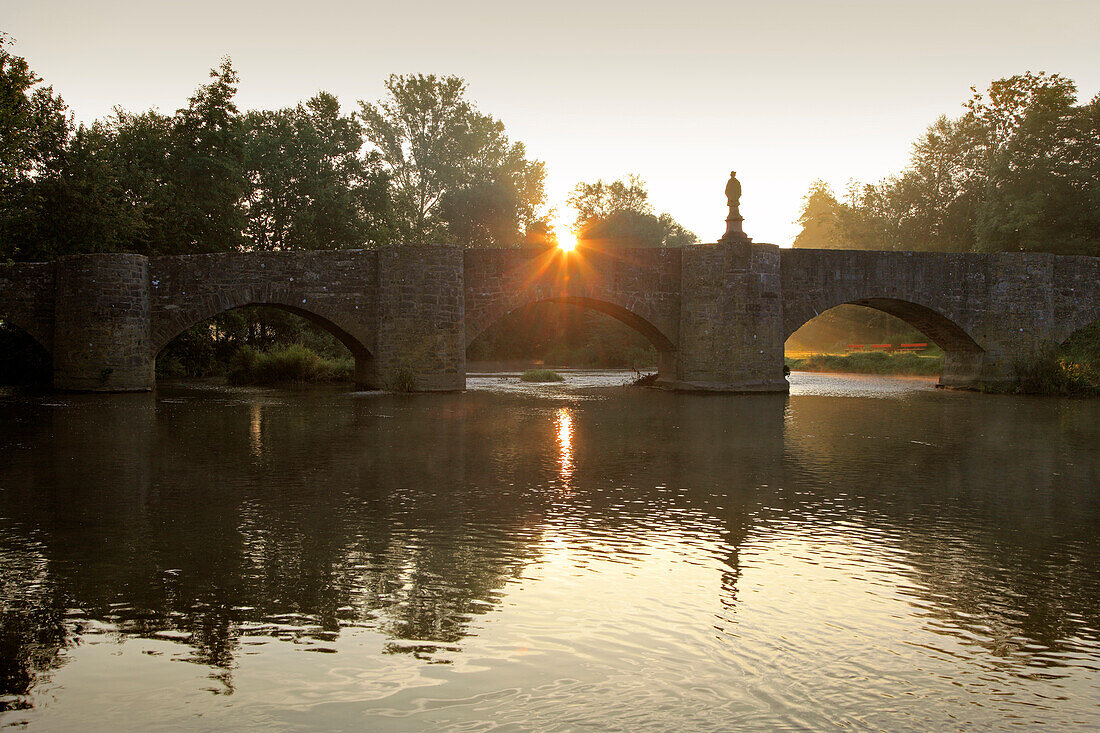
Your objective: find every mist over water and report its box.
[1,373,1098,731]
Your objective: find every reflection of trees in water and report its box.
[0,390,554,687]
[783,394,1100,665]
[0,536,70,712]
[0,389,787,696]
[1,385,1099,709]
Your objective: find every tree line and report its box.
[0,33,695,263]
[794,72,1099,256]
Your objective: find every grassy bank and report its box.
[995,322,1100,396]
[785,351,943,376]
[520,369,564,382]
[997,351,1100,397]
[227,344,354,386]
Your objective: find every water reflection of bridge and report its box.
[1,386,1098,709]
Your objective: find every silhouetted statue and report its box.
[720,171,750,242]
[725,171,742,220]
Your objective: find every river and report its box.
[1,372,1098,731]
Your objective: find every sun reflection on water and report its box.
[555,408,574,487]
[249,404,263,456]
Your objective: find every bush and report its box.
[1010,350,1100,396]
[520,369,564,382]
[386,365,417,393]
[227,344,351,385]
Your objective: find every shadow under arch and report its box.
[785,297,984,387]
[1054,304,1100,350]
[0,312,51,356]
[466,295,678,380]
[1056,314,1100,374]
[0,317,51,384]
[154,301,374,388]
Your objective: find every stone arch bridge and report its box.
[1,241,1097,392]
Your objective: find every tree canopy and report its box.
[358,74,546,247]
[568,175,697,248]
[794,72,1100,256]
[0,52,552,261]
[244,92,392,251]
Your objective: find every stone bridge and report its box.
[1,240,1097,392]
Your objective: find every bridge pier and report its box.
[53,253,155,392]
[665,241,789,393]
[371,246,465,392]
[939,350,986,389]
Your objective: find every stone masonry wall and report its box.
[0,261,56,352]
[53,253,153,391]
[373,245,465,391]
[675,241,787,391]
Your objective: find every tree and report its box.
[169,57,247,252]
[358,74,545,246]
[789,72,1100,356]
[792,180,846,249]
[243,92,392,250]
[568,175,697,248]
[0,33,71,261]
[568,175,650,225]
[797,72,1099,256]
[0,33,69,185]
[970,76,1100,255]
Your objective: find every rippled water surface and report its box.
[2,372,1099,731]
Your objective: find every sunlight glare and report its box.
[556,408,574,486]
[554,209,579,252]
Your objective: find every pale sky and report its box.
[4,0,1098,245]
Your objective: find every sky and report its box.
[3,0,1098,246]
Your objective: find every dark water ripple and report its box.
[1,373,1098,730]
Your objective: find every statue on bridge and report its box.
[720,171,750,243]
[725,171,742,219]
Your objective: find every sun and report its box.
[558,229,577,252]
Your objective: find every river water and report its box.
[1,372,1098,731]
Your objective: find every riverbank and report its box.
[785,351,943,376]
[786,349,1099,396]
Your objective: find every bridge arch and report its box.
[152,287,372,360]
[1052,303,1100,349]
[0,317,52,384]
[784,296,982,354]
[152,286,375,387]
[466,295,678,379]
[784,296,984,386]
[0,313,52,356]
[467,295,675,353]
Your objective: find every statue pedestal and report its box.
[719,215,751,243]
